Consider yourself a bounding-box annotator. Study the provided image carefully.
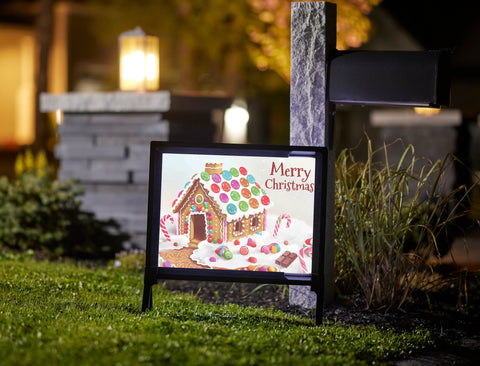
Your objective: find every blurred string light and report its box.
[223,100,250,144]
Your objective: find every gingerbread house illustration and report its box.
[172,162,272,247]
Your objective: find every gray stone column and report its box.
[289,1,336,307]
[40,92,231,249]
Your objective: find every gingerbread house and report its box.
[172,162,272,247]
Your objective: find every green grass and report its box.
[0,256,434,365]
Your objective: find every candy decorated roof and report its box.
[172,164,272,222]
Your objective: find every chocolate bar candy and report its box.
[275,251,298,268]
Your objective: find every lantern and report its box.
[119,27,159,91]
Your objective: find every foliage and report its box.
[247,0,383,82]
[334,138,470,310]
[89,0,382,92]
[0,172,129,260]
[110,249,146,273]
[0,257,434,365]
[14,148,49,178]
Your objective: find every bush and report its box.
[0,172,129,259]
[334,138,470,310]
[110,249,145,273]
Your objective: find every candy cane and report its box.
[160,214,174,241]
[297,238,313,273]
[298,247,312,273]
[303,237,312,248]
[273,214,292,238]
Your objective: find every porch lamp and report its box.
[118,26,159,91]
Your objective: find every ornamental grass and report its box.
[334,137,471,310]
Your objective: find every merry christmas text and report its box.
[264,162,314,192]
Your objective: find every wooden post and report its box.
[289,1,337,308]
[35,0,54,152]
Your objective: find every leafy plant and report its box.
[14,148,49,177]
[334,137,470,310]
[0,172,129,260]
[110,249,145,273]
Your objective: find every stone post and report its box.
[289,1,336,307]
[40,92,231,249]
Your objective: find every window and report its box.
[235,221,242,232]
[250,215,261,231]
[0,27,35,148]
[233,219,244,237]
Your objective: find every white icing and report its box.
[190,213,312,274]
[205,160,223,165]
[159,234,189,250]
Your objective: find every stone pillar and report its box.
[40,91,231,249]
[289,1,336,307]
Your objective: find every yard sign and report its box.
[142,143,328,324]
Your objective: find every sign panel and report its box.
[142,142,328,322]
[160,152,317,273]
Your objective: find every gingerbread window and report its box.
[194,194,203,204]
[233,219,244,236]
[250,216,261,231]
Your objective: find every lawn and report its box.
[0,255,434,365]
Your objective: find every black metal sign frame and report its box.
[141,142,328,324]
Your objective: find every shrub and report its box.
[334,137,470,310]
[110,249,145,272]
[0,172,129,260]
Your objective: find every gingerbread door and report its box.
[190,213,207,244]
